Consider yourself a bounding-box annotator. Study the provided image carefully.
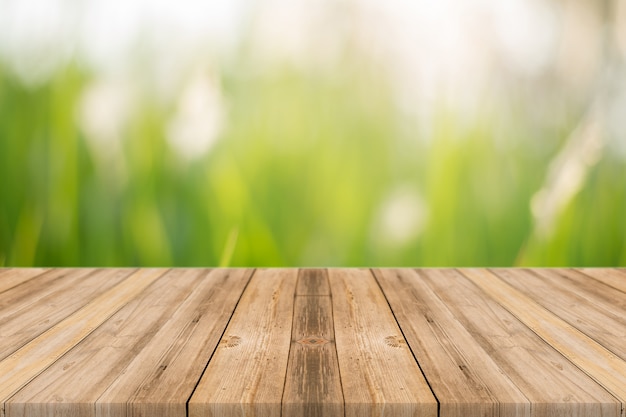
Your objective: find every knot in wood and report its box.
[221,335,241,348]
[384,335,406,348]
[296,336,329,347]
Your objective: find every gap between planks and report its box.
[185,268,257,416]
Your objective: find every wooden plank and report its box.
[0,268,167,409]
[330,269,437,417]
[420,269,619,417]
[494,268,626,361]
[7,269,252,417]
[188,268,298,417]
[0,269,134,361]
[97,268,253,417]
[2,267,625,416]
[5,268,194,417]
[0,269,97,337]
[578,268,626,294]
[459,268,626,415]
[0,269,98,360]
[374,268,529,417]
[0,269,47,294]
[282,269,343,417]
[296,268,330,296]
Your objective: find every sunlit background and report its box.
[1,0,625,266]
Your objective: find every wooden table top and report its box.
[0,268,625,417]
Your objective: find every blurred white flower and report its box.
[372,185,428,247]
[77,78,133,151]
[76,77,133,184]
[167,71,225,161]
[531,107,604,238]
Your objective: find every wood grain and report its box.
[459,268,626,415]
[0,269,133,361]
[423,269,618,416]
[188,268,298,417]
[6,268,191,417]
[296,268,330,296]
[578,268,626,294]
[373,268,529,417]
[6,269,252,417]
[330,269,437,417]
[0,268,167,407]
[0,269,97,334]
[283,269,343,417]
[494,268,626,360]
[0,269,47,294]
[97,268,253,417]
[1,268,625,417]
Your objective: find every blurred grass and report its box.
[0,59,625,267]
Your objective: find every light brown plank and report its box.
[494,268,626,361]
[7,269,252,417]
[1,269,99,362]
[5,269,194,417]
[0,269,134,361]
[97,268,253,417]
[578,268,626,294]
[422,269,619,417]
[330,269,437,417]
[282,269,343,417]
[374,268,529,417]
[0,268,167,409]
[188,268,298,417]
[0,269,47,294]
[0,269,97,334]
[459,268,626,416]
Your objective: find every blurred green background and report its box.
[1,0,625,267]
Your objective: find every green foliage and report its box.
[0,60,624,266]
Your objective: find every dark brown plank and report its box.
[282,269,343,417]
[296,268,330,296]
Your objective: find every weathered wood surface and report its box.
[0,268,625,417]
[282,269,343,417]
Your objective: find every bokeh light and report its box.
[0,0,625,266]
